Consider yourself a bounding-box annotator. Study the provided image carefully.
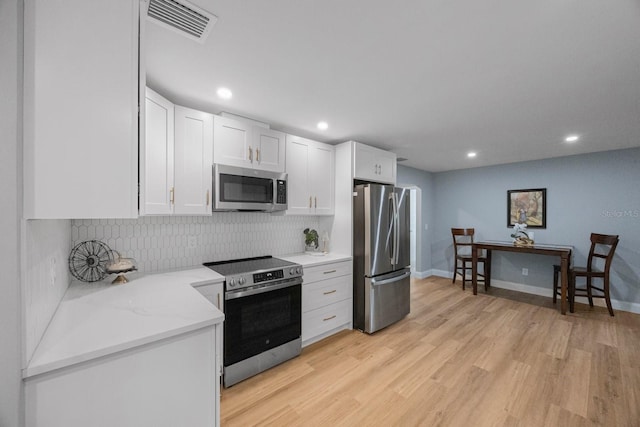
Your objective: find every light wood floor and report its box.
[220,276,640,426]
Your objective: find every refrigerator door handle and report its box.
[388,193,395,265]
[371,270,411,286]
[392,192,400,265]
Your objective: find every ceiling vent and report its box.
[147,0,217,43]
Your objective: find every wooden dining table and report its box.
[471,240,573,315]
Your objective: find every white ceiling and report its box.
[145,0,640,173]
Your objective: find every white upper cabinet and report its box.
[141,88,174,215]
[253,127,286,172]
[173,106,213,215]
[285,135,334,215]
[23,0,139,218]
[141,89,213,216]
[213,116,251,168]
[352,141,397,184]
[214,115,285,172]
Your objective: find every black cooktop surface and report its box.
[203,255,298,276]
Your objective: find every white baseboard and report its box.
[423,271,640,315]
[488,279,640,315]
[431,269,452,279]
[411,269,432,279]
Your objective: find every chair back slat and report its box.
[452,228,475,257]
[587,233,619,273]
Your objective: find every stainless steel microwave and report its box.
[212,164,288,212]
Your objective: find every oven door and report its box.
[224,279,302,367]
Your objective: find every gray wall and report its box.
[432,148,640,304]
[0,0,24,425]
[397,165,435,273]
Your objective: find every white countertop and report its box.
[280,252,352,267]
[24,267,225,379]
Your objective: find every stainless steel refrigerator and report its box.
[353,183,411,333]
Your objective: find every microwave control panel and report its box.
[276,180,287,204]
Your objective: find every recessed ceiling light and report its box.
[565,135,579,143]
[216,87,232,100]
[317,121,329,131]
[467,152,477,158]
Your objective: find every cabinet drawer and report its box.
[302,299,352,342]
[303,260,352,284]
[302,275,351,312]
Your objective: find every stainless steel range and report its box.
[204,256,303,387]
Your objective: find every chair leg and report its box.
[482,261,488,292]
[452,261,457,284]
[587,277,594,307]
[552,267,558,304]
[461,262,467,290]
[569,273,575,313]
[604,277,614,317]
[485,258,491,289]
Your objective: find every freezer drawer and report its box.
[363,269,410,334]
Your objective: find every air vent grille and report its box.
[147,0,217,42]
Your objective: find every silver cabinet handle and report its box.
[315,196,317,208]
[323,290,337,295]
[249,147,253,162]
[323,270,337,274]
[323,315,336,321]
[256,148,260,163]
[309,196,312,208]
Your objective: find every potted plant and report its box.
[303,228,319,252]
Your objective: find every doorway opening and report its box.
[399,185,421,278]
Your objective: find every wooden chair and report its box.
[553,233,619,316]
[451,228,488,291]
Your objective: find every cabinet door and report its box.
[23,0,139,218]
[376,150,397,184]
[254,127,285,172]
[353,142,396,184]
[141,88,174,215]
[195,282,224,312]
[353,143,379,182]
[174,106,213,215]
[213,115,252,168]
[309,143,334,215]
[285,136,312,214]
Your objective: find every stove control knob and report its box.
[228,278,236,288]
[239,277,246,285]
[296,267,302,275]
[289,268,295,275]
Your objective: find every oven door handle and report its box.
[225,277,302,300]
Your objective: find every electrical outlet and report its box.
[188,236,197,248]
[522,268,528,276]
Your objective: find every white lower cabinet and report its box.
[25,325,221,427]
[302,260,353,346]
[194,281,224,312]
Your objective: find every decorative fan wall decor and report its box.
[68,240,114,282]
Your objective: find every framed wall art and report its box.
[507,188,546,228]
